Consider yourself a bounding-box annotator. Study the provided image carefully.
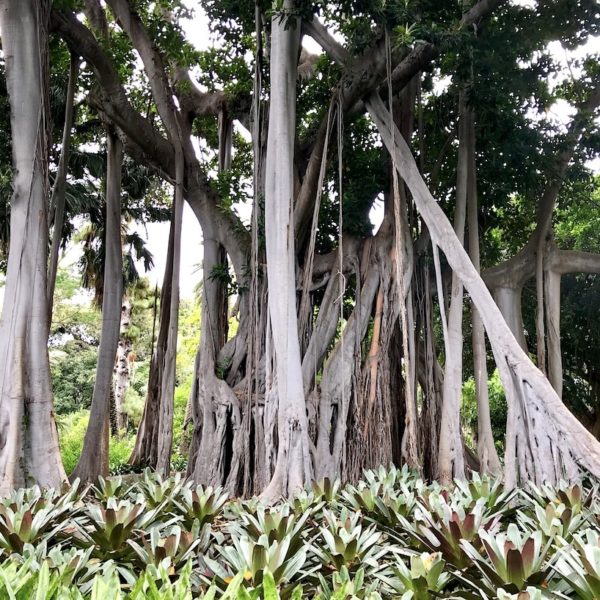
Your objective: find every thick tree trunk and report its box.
[261,4,311,500]
[367,92,600,487]
[316,256,382,480]
[417,262,443,479]
[544,268,562,397]
[188,230,245,492]
[0,0,66,494]
[186,107,239,490]
[48,52,81,322]
[492,286,527,349]
[71,129,123,483]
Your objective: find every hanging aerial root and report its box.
[367,92,600,486]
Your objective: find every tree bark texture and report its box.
[0,0,66,494]
[437,93,469,484]
[47,52,81,323]
[367,92,600,487]
[71,129,123,483]
[261,3,312,500]
[113,298,132,432]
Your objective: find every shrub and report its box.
[461,369,507,452]
[58,410,136,476]
[57,411,89,475]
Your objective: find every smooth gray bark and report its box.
[261,3,312,500]
[437,94,469,483]
[71,130,123,483]
[113,298,132,431]
[0,0,66,494]
[48,52,81,322]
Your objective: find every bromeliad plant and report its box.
[361,465,419,494]
[0,483,82,554]
[311,478,342,504]
[524,481,594,516]
[0,469,599,598]
[316,566,383,600]
[460,524,555,595]
[553,529,600,599]
[76,497,167,561]
[342,482,416,529]
[231,503,312,556]
[135,469,184,510]
[519,501,586,542]
[201,531,309,592]
[173,484,228,530]
[453,474,516,515]
[401,496,495,569]
[128,522,209,570]
[311,509,387,577]
[92,476,131,502]
[378,552,452,600]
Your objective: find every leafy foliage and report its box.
[0,469,599,597]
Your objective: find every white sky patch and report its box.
[511,0,536,7]
[433,74,452,96]
[369,194,385,235]
[133,203,203,297]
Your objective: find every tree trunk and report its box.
[71,129,123,483]
[392,80,420,473]
[544,267,562,397]
[105,0,189,478]
[129,220,174,468]
[155,154,183,477]
[367,92,600,487]
[492,286,527,349]
[47,52,81,322]
[261,4,311,500]
[187,228,245,493]
[466,107,501,475]
[316,255,382,480]
[113,298,132,432]
[417,261,443,479]
[437,94,469,483]
[0,0,66,494]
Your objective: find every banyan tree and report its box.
[0,0,599,497]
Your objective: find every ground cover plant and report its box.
[1,467,600,598]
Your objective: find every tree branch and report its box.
[302,18,350,66]
[551,249,600,275]
[484,80,600,289]
[296,0,508,241]
[51,9,176,179]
